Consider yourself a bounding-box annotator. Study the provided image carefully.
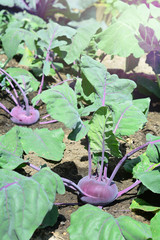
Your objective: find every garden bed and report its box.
[0,54,159,240]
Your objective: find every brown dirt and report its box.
[0,54,160,240]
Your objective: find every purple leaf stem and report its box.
[98,131,106,181]
[113,105,131,134]
[86,136,92,178]
[103,163,108,179]
[0,83,18,105]
[102,80,106,106]
[52,78,75,87]
[117,179,141,198]
[0,68,30,115]
[54,202,80,206]
[4,76,20,105]
[107,142,149,186]
[0,182,18,191]
[37,27,58,100]
[0,102,12,115]
[42,114,50,119]
[39,119,58,124]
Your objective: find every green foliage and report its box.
[68,204,152,240]
[0,168,65,240]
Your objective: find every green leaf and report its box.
[146,134,160,163]
[6,67,40,93]
[97,4,149,57]
[2,27,37,59]
[43,61,51,76]
[68,204,152,240]
[137,77,160,99]
[112,101,147,136]
[62,19,100,64]
[137,169,160,194]
[133,98,150,117]
[88,106,121,157]
[0,127,24,169]
[32,83,88,140]
[0,168,64,240]
[130,198,160,212]
[98,4,150,58]
[151,211,160,240]
[132,154,152,179]
[81,55,136,106]
[18,127,65,161]
[40,205,58,229]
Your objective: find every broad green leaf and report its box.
[151,211,160,240]
[62,19,100,64]
[137,76,160,99]
[97,4,149,57]
[88,106,121,157]
[32,83,88,140]
[146,134,160,163]
[137,169,160,194]
[132,153,152,179]
[0,168,64,240]
[18,127,65,161]
[6,67,40,93]
[68,204,152,240]
[2,28,37,59]
[130,198,160,212]
[81,55,136,106]
[0,127,24,169]
[133,98,150,117]
[68,121,89,141]
[112,101,147,136]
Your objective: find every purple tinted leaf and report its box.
[146,50,160,74]
[136,24,160,53]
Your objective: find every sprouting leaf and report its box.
[130,198,160,212]
[18,127,65,161]
[88,106,121,158]
[0,168,64,240]
[81,55,136,107]
[112,101,147,136]
[68,204,152,240]
[0,127,24,169]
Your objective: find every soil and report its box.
[0,54,160,240]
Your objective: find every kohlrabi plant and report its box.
[0,68,40,125]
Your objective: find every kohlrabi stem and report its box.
[107,142,150,186]
[103,163,108,179]
[39,119,58,124]
[86,136,92,178]
[37,27,58,100]
[0,83,19,105]
[52,78,75,87]
[0,68,30,115]
[98,132,105,181]
[0,102,12,115]
[117,179,141,198]
[2,76,20,105]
